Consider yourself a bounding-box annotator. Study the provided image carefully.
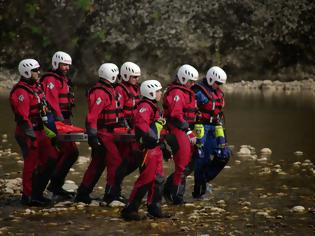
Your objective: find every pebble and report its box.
[2,134,8,139]
[260,148,272,155]
[294,151,303,156]
[90,200,99,207]
[292,162,301,168]
[180,226,190,231]
[237,147,251,156]
[108,200,125,207]
[150,223,159,228]
[291,206,305,213]
[257,157,268,162]
[256,211,269,217]
[217,200,226,206]
[75,203,86,209]
[77,156,90,164]
[235,160,241,164]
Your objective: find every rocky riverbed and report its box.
[0,133,314,235]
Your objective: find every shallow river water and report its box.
[0,88,314,235]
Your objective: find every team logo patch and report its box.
[174,95,180,102]
[18,95,24,102]
[96,97,102,105]
[139,108,146,113]
[47,82,55,89]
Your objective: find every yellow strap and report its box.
[193,124,205,139]
[215,125,224,138]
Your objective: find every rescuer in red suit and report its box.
[121,80,170,220]
[75,63,125,204]
[163,64,199,205]
[10,59,59,206]
[114,62,143,201]
[40,51,78,199]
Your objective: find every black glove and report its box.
[19,121,38,148]
[88,135,101,149]
[86,127,101,148]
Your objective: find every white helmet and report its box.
[176,64,199,85]
[52,51,72,70]
[206,66,227,86]
[140,80,162,100]
[18,59,40,79]
[120,61,141,82]
[98,63,119,83]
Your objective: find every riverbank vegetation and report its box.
[1,0,314,83]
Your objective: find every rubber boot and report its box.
[163,174,173,203]
[75,184,92,204]
[206,156,229,182]
[192,182,206,199]
[121,185,149,221]
[48,149,78,198]
[121,206,143,221]
[28,170,51,207]
[147,203,171,218]
[171,184,186,205]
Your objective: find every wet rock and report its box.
[75,203,87,209]
[257,157,268,162]
[207,207,225,213]
[276,215,283,219]
[278,171,287,175]
[77,156,90,164]
[260,148,272,155]
[239,201,251,207]
[237,147,251,156]
[258,167,271,175]
[224,165,231,169]
[108,200,125,207]
[180,226,190,231]
[184,203,195,207]
[291,206,305,213]
[256,211,269,217]
[2,134,8,139]
[294,151,303,156]
[292,162,301,168]
[150,222,159,228]
[234,160,241,164]
[24,209,36,215]
[188,214,199,220]
[217,200,226,207]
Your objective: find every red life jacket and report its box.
[135,99,160,124]
[10,80,48,128]
[116,82,141,120]
[88,82,124,128]
[40,71,75,117]
[163,84,197,124]
[194,80,225,124]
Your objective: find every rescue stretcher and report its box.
[55,122,136,142]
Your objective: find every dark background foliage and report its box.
[0,0,314,83]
